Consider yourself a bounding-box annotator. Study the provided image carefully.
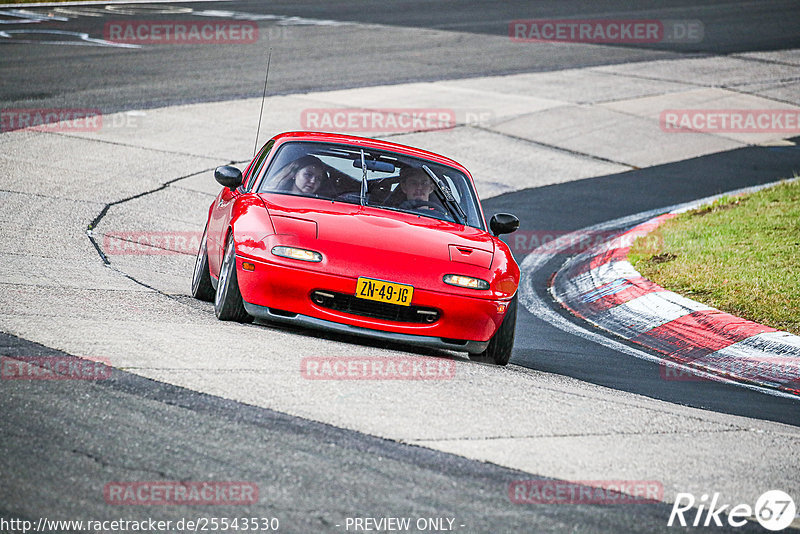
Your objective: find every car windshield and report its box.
[256,141,485,229]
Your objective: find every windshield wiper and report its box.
[360,149,368,206]
[422,165,466,224]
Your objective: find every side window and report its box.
[243,140,274,192]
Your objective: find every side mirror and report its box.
[215,165,243,190]
[490,213,520,236]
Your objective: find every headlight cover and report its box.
[443,274,490,290]
[271,246,323,263]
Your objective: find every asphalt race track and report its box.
[2,0,799,112]
[2,1,800,533]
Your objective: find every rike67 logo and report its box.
[668,490,796,531]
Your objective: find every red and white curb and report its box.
[550,212,800,396]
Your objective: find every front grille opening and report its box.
[269,308,298,318]
[311,290,440,324]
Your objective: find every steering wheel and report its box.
[333,191,362,203]
[399,199,449,217]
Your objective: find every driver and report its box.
[399,167,433,203]
[395,166,444,213]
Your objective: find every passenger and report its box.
[270,155,328,195]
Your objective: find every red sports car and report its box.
[191,131,521,364]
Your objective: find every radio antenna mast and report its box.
[253,48,273,157]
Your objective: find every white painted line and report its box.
[700,332,800,388]
[0,9,69,22]
[738,331,800,355]
[577,277,632,303]
[0,28,141,47]
[592,290,714,338]
[555,259,640,305]
[707,331,800,361]
[1,0,226,8]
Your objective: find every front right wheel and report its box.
[214,236,252,322]
[469,295,517,366]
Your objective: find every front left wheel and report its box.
[214,236,252,323]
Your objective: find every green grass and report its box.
[629,179,800,334]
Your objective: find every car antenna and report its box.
[253,48,273,158]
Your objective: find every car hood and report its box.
[257,193,497,287]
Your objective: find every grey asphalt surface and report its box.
[2,1,800,532]
[1,0,799,113]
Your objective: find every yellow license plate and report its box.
[356,277,414,306]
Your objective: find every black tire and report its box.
[214,236,252,322]
[191,224,215,301]
[469,295,517,366]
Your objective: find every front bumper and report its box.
[242,302,490,353]
[236,253,509,351]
